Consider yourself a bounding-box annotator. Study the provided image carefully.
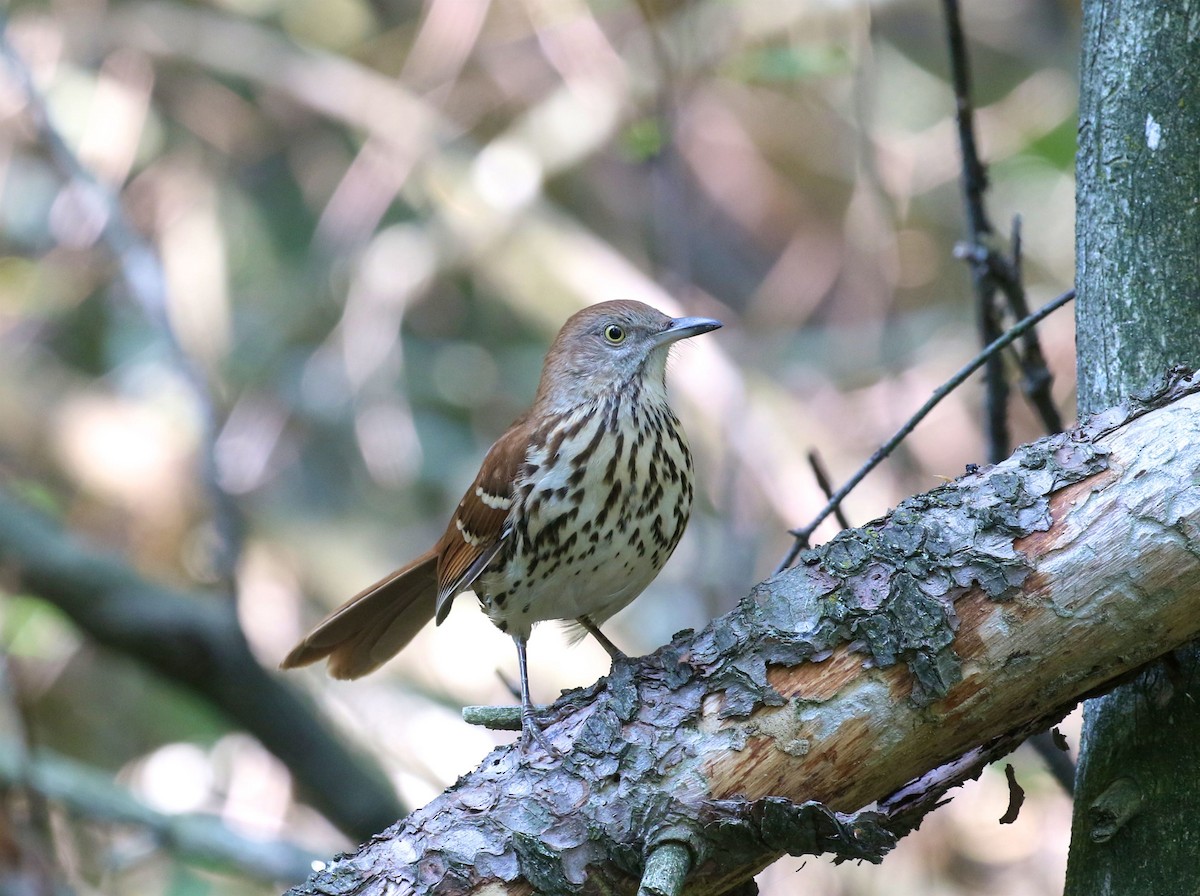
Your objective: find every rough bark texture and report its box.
[1075,1,1200,408]
[287,373,1200,896]
[1068,2,1200,892]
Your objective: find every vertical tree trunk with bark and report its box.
[1066,1,1200,892]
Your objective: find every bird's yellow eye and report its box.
[603,324,626,345]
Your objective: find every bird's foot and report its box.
[510,634,563,758]
[577,616,628,662]
[519,709,563,759]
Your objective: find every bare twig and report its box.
[941,0,1063,445]
[1027,730,1075,794]
[0,17,244,593]
[941,0,992,240]
[806,450,851,532]
[776,288,1074,573]
[1000,218,1065,433]
[941,0,1009,463]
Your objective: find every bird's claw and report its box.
[519,712,563,759]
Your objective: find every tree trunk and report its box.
[1066,1,1200,893]
[284,375,1200,896]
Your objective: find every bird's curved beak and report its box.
[654,316,723,347]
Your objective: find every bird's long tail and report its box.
[280,550,439,679]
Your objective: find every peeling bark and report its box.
[287,371,1200,896]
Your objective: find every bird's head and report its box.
[534,300,722,412]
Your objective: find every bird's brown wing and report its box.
[433,412,530,623]
[279,549,439,679]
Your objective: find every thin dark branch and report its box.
[979,301,1010,463]
[1026,730,1076,794]
[776,288,1075,573]
[807,450,851,531]
[1010,215,1023,290]
[941,0,992,241]
[1000,218,1065,434]
[0,17,244,593]
[942,0,1009,463]
[941,0,1064,445]
[954,239,1065,437]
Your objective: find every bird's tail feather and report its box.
[280,550,439,680]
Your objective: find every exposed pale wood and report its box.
[704,466,1134,810]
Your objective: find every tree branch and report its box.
[0,495,403,840]
[286,370,1200,895]
[0,743,317,883]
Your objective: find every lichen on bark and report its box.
[693,431,1108,713]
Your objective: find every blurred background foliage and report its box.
[0,0,1080,893]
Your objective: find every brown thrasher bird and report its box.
[281,300,721,752]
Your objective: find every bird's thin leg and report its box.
[577,616,627,661]
[513,635,561,757]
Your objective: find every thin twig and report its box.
[979,294,1010,463]
[1000,217,1065,433]
[807,450,851,531]
[775,288,1074,573]
[0,18,244,593]
[942,0,992,240]
[942,0,1009,463]
[941,0,1063,445]
[1027,730,1076,794]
